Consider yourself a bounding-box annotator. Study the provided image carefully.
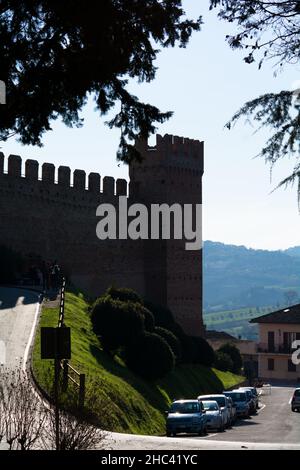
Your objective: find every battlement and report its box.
[134,134,204,172]
[0,152,128,196]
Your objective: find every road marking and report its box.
[256,404,266,414]
[203,433,218,438]
[22,296,41,371]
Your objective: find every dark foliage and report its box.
[154,326,182,361]
[214,350,234,373]
[91,296,144,352]
[218,343,243,374]
[0,1,201,162]
[106,286,143,304]
[123,332,175,380]
[191,336,215,367]
[144,300,175,329]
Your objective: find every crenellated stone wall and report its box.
[0,133,204,336]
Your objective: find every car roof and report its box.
[172,399,199,404]
[198,394,226,398]
[201,399,219,403]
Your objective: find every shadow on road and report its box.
[0,286,40,310]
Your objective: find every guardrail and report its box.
[58,278,85,408]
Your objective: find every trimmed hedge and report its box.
[123,332,175,380]
[154,326,182,361]
[91,296,144,352]
[214,351,234,372]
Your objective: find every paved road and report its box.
[106,386,300,450]
[0,287,40,368]
[202,386,300,445]
[0,287,41,450]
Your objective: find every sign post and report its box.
[41,327,71,450]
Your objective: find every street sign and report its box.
[41,327,71,359]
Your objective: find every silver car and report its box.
[227,390,250,418]
[202,400,225,431]
[239,387,259,410]
[198,394,231,427]
[291,388,300,412]
[166,400,208,437]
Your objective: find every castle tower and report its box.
[129,134,204,337]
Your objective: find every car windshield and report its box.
[229,392,246,402]
[294,389,300,397]
[202,401,219,411]
[207,396,226,407]
[170,402,200,414]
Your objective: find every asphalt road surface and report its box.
[107,386,300,450]
[201,385,300,445]
[0,286,40,369]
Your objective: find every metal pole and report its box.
[54,329,60,450]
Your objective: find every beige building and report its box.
[250,305,300,382]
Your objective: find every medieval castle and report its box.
[0,133,204,336]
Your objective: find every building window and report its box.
[268,358,274,371]
[288,359,296,372]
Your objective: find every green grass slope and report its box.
[32,290,244,436]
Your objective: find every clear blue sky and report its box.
[2,1,300,250]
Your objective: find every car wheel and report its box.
[292,407,296,412]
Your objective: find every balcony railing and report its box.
[257,343,294,354]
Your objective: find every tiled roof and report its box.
[205,330,237,340]
[250,304,300,324]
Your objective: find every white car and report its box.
[201,400,225,431]
[197,394,231,427]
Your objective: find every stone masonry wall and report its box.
[0,133,204,336]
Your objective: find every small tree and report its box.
[214,351,234,373]
[154,327,182,362]
[218,343,243,374]
[124,332,175,380]
[192,336,216,367]
[106,286,143,305]
[91,296,145,352]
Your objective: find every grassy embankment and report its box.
[32,290,245,436]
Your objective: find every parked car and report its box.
[239,387,259,410]
[197,394,231,427]
[222,394,237,424]
[236,388,256,414]
[291,388,300,412]
[201,400,225,432]
[224,391,250,418]
[166,400,207,437]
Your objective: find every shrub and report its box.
[154,327,182,361]
[91,296,144,352]
[144,301,175,329]
[218,343,243,374]
[214,351,234,372]
[106,286,143,304]
[192,336,216,367]
[123,332,175,380]
[141,306,155,332]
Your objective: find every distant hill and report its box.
[285,246,300,258]
[203,241,300,312]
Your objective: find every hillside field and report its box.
[32,290,244,436]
